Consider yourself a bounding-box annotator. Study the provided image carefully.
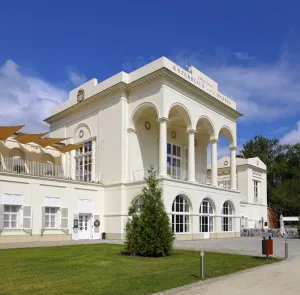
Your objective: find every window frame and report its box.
[167,143,182,180]
[172,195,190,233]
[199,199,214,233]
[75,140,93,182]
[222,201,233,232]
[45,207,58,229]
[4,205,19,229]
[253,180,259,199]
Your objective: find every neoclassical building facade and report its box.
[0,57,267,243]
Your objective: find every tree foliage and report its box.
[239,136,300,216]
[125,167,174,257]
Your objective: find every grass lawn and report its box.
[0,244,280,295]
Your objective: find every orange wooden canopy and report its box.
[0,125,25,140]
[51,143,85,153]
[33,137,71,147]
[15,132,49,144]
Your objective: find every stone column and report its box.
[187,129,196,182]
[211,139,218,186]
[158,117,168,177]
[230,146,237,190]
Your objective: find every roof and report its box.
[283,217,299,222]
[45,57,243,122]
[208,156,267,170]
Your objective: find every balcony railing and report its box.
[0,156,102,183]
[167,167,188,181]
[0,156,65,179]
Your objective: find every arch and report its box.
[9,148,25,173]
[199,196,216,213]
[73,122,92,143]
[132,194,145,213]
[218,125,235,147]
[130,102,160,129]
[166,103,192,130]
[41,153,55,164]
[9,148,25,160]
[171,194,192,233]
[221,200,235,232]
[221,199,235,215]
[195,115,216,140]
[199,197,216,233]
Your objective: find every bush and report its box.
[125,167,174,257]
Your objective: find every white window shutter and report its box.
[41,206,45,230]
[23,206,32,235]
[61,208,69,234]
[0,204,4,230]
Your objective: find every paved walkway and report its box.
[156,255,300,295]
[174,237,300,258]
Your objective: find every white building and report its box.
[0,57,267,243]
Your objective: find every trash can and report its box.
[262,236,273,257]
[102,232,106,240]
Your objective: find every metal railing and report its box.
[196,173,211,185]
[167,167,188,181]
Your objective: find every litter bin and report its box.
[102,232,106,240]
[262,236,273,257]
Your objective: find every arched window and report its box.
[133,196,145,213]
[222,201,233,232]
[199,198,214,232]
[9,149,25,174]
[172,195,190,233]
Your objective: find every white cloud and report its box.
[233,52,255,61]
[0,59,68,133]
[280,121,300,145]
[67,69,87,86]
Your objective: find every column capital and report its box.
[186,129,197,135]
[157,117,169,123]
[127,128,137,134]
[229,146,237,151]
[210,138,219,144]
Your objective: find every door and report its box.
[78,214,91,239]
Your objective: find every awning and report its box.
[15,132,49,144]
[33,137,71,147]
[0,125,25,140]
[51,143,85,153]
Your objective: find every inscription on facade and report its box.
[171,65,232,108]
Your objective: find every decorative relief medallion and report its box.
[171,131,176,139]
[77,88,85,102]
[145,121,151,130]
[224,160,228,166]
[94,220,100,227]
[79,130,84,138]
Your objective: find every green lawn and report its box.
[0,244,280,295]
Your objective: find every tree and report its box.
[124,204,140,256]
[124,167,174,257]
[137,167,174,257]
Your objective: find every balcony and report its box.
[0,156,102,183]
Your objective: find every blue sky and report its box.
[1,0,300,153]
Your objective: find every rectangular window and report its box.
[222,217,233,232]
[4,205,19,229]
[253,180,259,199]
[167,143,181,179]
[75,140,92,182]
[45,207,57,229]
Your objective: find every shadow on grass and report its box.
[116,251,182,259]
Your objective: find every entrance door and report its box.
[78,214,91,239]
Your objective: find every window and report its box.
[167,143,181,179]
[199,199,214,232]
[4,205,19,229]
[45,207,57,229]
[75,140,92,182]
[253,180,259,199]
[133,196,145,213]
[222,201,233,232]
[172,195,190,233]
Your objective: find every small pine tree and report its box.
[124,204,140,256]
[137,167,175,257]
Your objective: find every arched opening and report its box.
[217,126,236,189]
[195,116,216,185]
[132,195,145,213]
[9,148,25,174]
[130,103,160,180]
[199,198,215,233]
[167,104,192,180]
[221,201,234,232]
[41,154,55,177]
[171,194,191,233]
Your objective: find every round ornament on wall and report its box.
[224,160,228,166]
[79,130,84,138]
[145,121,151,130]
[94,220,100,227]
[171,131,176,139]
